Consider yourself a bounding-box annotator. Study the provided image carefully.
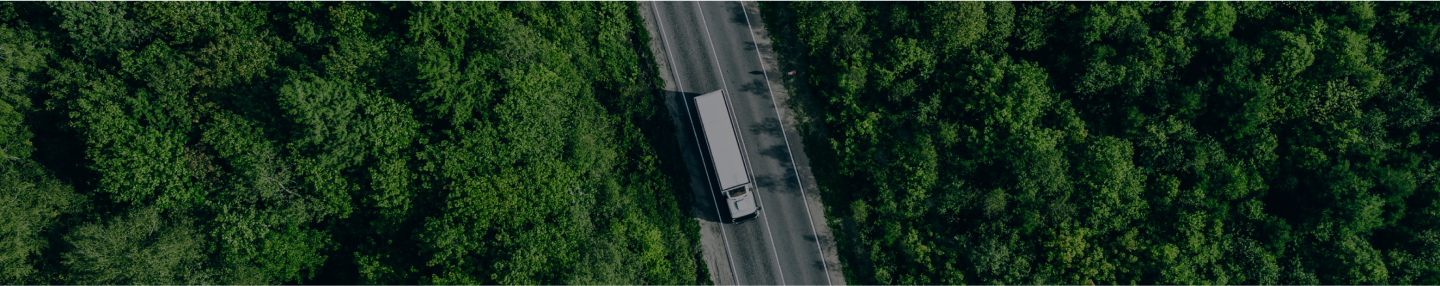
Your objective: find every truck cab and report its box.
[722,185,759,223]
[693,89,760,223]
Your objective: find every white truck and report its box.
[693,89,760,223]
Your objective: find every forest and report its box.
[764,1,1440,284]
[0,2,708,284]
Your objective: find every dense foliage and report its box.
[769,1,1440,284]
[0,2,705,284]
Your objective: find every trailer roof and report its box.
[694,90,750,190]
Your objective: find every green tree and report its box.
[775,1,1440,284]
[62,207,208,284]
[49,2,152,59]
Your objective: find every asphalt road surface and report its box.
[647,2,832,285]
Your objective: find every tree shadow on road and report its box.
[727,1,748,25]
[738,78,769,99]
[747,117,784,141]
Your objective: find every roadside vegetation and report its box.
[770,2,1440,284]
[0,2,705,284]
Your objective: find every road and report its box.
[641,2,842,285]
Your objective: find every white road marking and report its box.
[738,2,833,285]
[695,1,788,284]
[649,3,742,284]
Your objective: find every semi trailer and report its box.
[693,89,760,223]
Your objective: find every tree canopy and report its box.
[0,2,704,284]
[768,1,1440,284]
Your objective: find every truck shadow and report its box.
[664,89,727,223]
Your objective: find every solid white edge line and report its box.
[738,2,833,285]
[695,2,788,285]
[649,3,742,285]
